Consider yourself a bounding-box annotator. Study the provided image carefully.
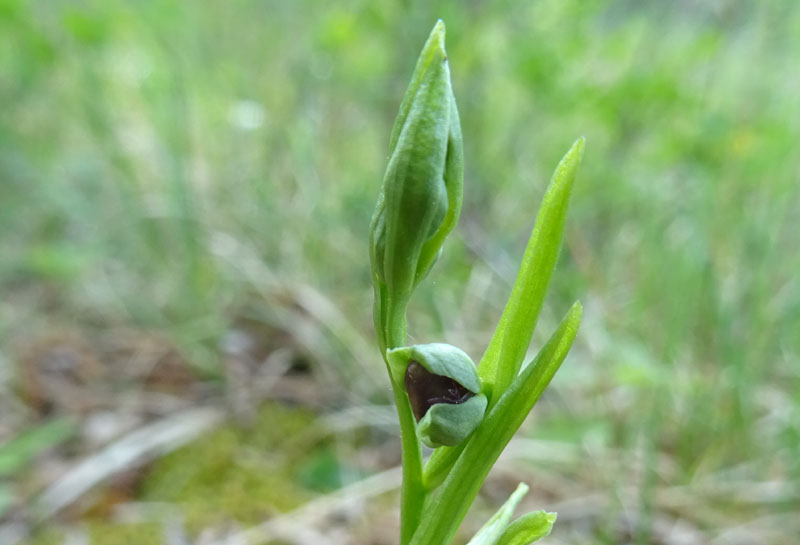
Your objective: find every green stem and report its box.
[422,443,464,490]
[384,296,425,545]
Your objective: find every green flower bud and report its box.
[369,20,464,314]
[387,343,487,448]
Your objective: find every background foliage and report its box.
[2,0,799,543]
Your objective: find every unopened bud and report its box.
[387,343,486,448]
[369,20,464,322]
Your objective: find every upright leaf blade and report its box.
[478,138,585,404]
[466,483,529,545]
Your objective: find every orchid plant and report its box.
[369,20,585,545]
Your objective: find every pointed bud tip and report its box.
[427,20,447,56]
[433,19,446,37]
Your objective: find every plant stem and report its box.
[384,296,425,545]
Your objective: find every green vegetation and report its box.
[368,22,582,542]
[2,0,799,543]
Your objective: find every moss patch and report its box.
[24,402,335,545]
[138,402,322,531]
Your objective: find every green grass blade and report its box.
[478,138,584,404]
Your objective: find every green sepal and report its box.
[496,511,556,545]
[386,343,481,393]
[417,393,487,448]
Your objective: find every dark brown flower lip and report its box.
[404,361,474,421]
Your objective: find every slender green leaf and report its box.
[466,483,529,545]
[478,138,585,404]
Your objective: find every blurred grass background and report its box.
[2,0,799,544]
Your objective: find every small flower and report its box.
[388,343,487,448]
